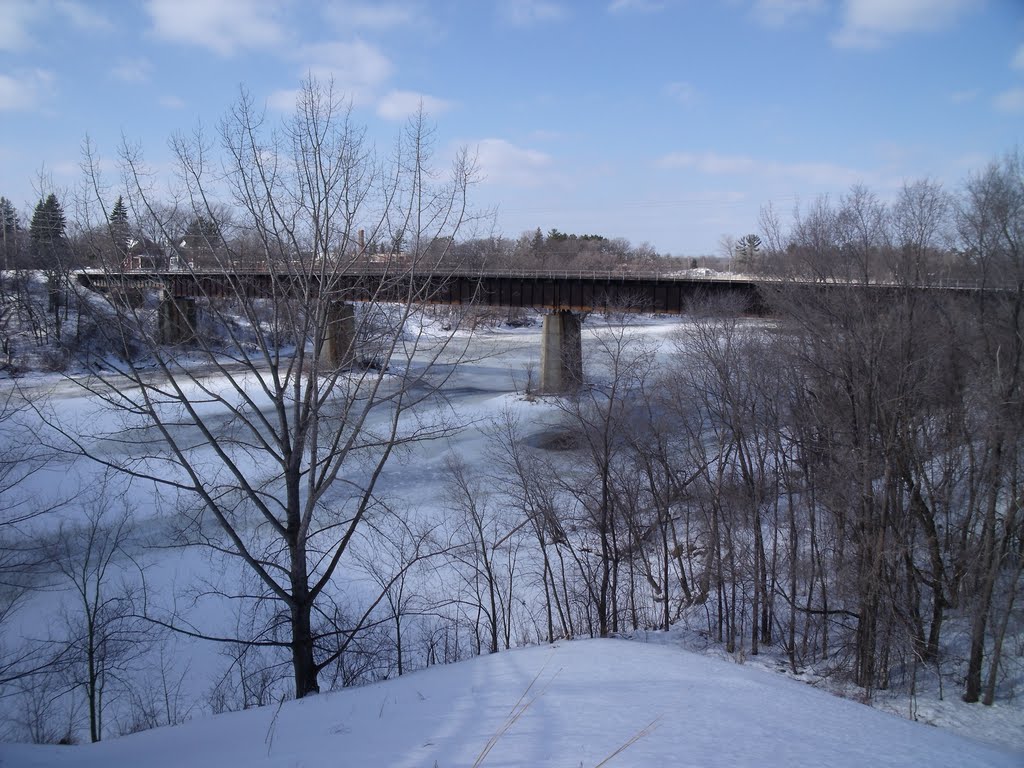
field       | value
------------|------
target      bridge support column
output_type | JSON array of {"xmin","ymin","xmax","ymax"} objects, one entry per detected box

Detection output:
[
  {"xmin": 540, "ymin": 310, "xmax": 582, "ymax": 393},
  {"xmin": 324, "ymin": 301, "xmax": 357, "ymax": 368},
  {"xmin": 158, "ymin": 291, "xmax": 196, "ymax": 345},
  {"xmin": 112, "ymin": 288, "xmax": 146, "ymax": 309}
]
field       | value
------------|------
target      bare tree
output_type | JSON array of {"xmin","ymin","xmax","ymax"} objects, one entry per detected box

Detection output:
[
  {"xmin": 356, "ymin": 507, "xmax": 445, "ymax": 677},
  {"xmin": 552, "ymin": 318, "xmax": 659, "ymax": 637},
  {"xmin": 53, "ymin": 502, "xmax": 149, "ymax": 743},
  {"xmin": 122, "ymin": 644, "xmax": 195, "ymax": 734},
  {"xmin": 757, "ymin": 202, "xmax": 786, "ymax": 267},
  {"xmin": 718, "ymin": 234, "xmax": 738, "ymax": 272},
  {"xmin": 890, "ymin": 179, "xmax": 951, "ymax": 284},
  {"xmin": 835, "ymin": 184, "xmax": 888, "ymax": 284},
  {"xmin": 443, "ymin": 454, "xmax": 532, "ymax": 654},
  {"xmin": 444, "ymin": 455, "xmax": 504, "ymax": 654},
  {"xmin": 956, "ymin": 150, "xmax": 1024, "ymax": 704},
  {"xmin": 0, "ymin": 383, "xmax": 65, "ymax": 688},
  {"xmin": 786, "ymin": 195, "xmax": 840, "ymax": 281},
  {"xmin": 486, "ymin": 406, "xmax": 576, "ymax": 643},
  {"xmin": 49, "ymin": 79, "xmax": 479, "ymax": 699}
]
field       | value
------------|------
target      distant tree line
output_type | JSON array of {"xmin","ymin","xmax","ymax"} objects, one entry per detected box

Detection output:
[{"xmin": 0, "ymin": 185, "xmax": 679, "ymax": 372}]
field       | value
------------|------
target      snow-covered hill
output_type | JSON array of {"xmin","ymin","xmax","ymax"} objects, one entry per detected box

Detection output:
[{"xmin": 1, "ymin": 638, "xmax": 1018, "ymax": 768}]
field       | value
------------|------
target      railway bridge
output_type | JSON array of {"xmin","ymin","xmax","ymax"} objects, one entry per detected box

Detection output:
[{"xmin": 76, "ymin": 268, "xmax": 966, "ymax": 392}]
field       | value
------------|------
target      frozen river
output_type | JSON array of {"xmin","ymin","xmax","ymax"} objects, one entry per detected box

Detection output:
[{"xmin": 0, "ymin": 313, "xmax": 688, "ymax": 740}]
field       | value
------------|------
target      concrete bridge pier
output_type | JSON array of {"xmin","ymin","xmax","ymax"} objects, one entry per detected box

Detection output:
[
  {"xmin": 158, "ymin": 291, "xmax": 197, "ymax": 345},
  {"xmin": 324, "ymin": 301, "xmax": 357, "ymax": 368},
  {"xmin": 539, "ymin": 310, "xmax": 583, "ymax": 393},
  {"xmin": 112, "ymin": 288, "xmax": 146, "ymax": 309}
]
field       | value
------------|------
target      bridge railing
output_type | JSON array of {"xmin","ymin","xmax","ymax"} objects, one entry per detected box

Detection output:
[
  {"xmin": 105, "ymin": 264, "xmax": 749, "ymax": 281},
  {"xmin": 84, "ymin": 264, "xmax": 1007, "ymax": 292}
]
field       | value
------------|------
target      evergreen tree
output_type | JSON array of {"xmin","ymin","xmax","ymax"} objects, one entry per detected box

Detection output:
[
  {"xmin": 109, "ymin": 195, "xmax": 131, "ymax": 260},
  {"xmin": 182, "ymin": 215, "xmax": 220, "ymax": 250},
  {"xmin": 29, "ymin": 193, "xmax": 69, "ymax": 338},
  {"xmin": 29, "ymin": 193, "xmax": 68, "ymax": 269},
  {"xmin": 734, "ymin": 233, "xmax": 762, "ymax": 271},
  {"xmin": 0, "ymin": 197, "xmax": 18, "ymax": 269}
]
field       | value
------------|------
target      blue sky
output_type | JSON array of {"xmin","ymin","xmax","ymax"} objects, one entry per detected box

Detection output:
[{"xmin": 1, "ymin": 0, "xmax": 1022, "ymax": 256}]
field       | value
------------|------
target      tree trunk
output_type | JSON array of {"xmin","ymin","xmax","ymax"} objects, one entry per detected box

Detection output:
[
  {"xmin": 983, "ymin": 534, "xmax": 1023, "ymax": 705},
  {"xmin": 291, "ymin": 596, "xmax": 319, "ymax": 698},
  {"xmin": 964, "ymin": 473, "xmax": 1001, "ymax": 703}
]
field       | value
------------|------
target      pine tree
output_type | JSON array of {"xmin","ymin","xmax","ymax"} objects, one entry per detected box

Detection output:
[
  {"xmin": 109, "ymin": 195, "xmax": 131, "ymax": 259},
  {"xmin": 182, "ymin": 215, "xmax": 219, "ymax": 250},
  {"xmin": 29, "ymin": 193, "xmax": 68, "ymax": 269},
  {"xmin": 530, "ymin": 227, "xmax": 544, "ymax": 251},
  {"xmin": 734, "ymin": 233, "xmax": 762, "ymax": 272},
  {"xmin": 29, "ymin": 193, "xmax": 69, "ymax": 338},
  {"xmin": 0, "ymin": 197, "xmax": 18, "ymax": 270}
]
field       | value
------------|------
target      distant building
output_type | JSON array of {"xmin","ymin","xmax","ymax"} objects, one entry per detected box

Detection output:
[{"xmin": 123, "ymin": 237, "xmax": 167, "ymax": 271}]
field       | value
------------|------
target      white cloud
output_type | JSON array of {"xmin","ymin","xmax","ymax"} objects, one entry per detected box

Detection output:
[
  {"xmin": 994, "ymin": 88, "xmax": 1024, "ymax": 114},
  {"xmin": 953, "ymin": 151, "xmax": 991, "ymax": 172},
  {"xmin": 51, "ymin": 161, "xmax": 80, "ymax": 181},
  {"xmin": 1012, "ymin": 44, "xmax": 1024, "ymax": 71},
  {"xmin": 750, "ymin": 0, "xmax": 824, "ymax": 28},
  {"xmin": 324, "ymin": 1, "xmax": 417, "ymax": 28},
  {"xmin": 0, "ymin": 69, "xmax": 55, "ymax": 111},
  {"xmin": 55, "ymin": 1, "xmax": 113, "ymax": 32},
  {"xmin": 949, "ymin": 89, "xmax": 977, "ymax": 104},
  {"xmin": 499, "ymin": 1, "xmax": 566, "ymax": 26},
  {"xmin": 159, "ymin": 94, "xmax": 186, "ymax": 109},
  {"xmin": 146, "ymin": 0, "xmax": 288, "ymax": 56},
  {"xmin": 659, "ymin": 152, "xmax": 757, "ymax": 175},
  {"xmin": 111, "ymin": 58, "xmax": 152, "ymax": 83},
  {"xmin": 268, "ymin": 40, "xmax": 393, "ymax": 111},
  {"xmin": 832, "ymin": 0, "xmax": 979, "ymax": 49},
  {"xmin": 474, "ymin": 139, "xmax": 553, "ymax": 187},
  {"xmin": 267, "ymin": 89, "xmax": 301, "ymax": 112},
  {"xmin": 0, "ymin": 1, "xmax": 42, "ymax": 51},
  {"xmin": 287, "ymin": 40, "xmax": 393, "ymax": 105},
  {"xmin": 0, "ymin": 0, "xmax": 111, "ymax": 51},
  {"xmin": 658, "ymin": 150, "xmax": 866, "ymax": 186},
  {"xmin": 376, "ymin": 90, "xmax": 452, "ymax": 121},
  {"xmin": 608, "ymin": 0, "xmax": 666, "ymax": 13},
  {"xmin": 665, "ymin": 81, "xmax": 698, "ymax": 105}
]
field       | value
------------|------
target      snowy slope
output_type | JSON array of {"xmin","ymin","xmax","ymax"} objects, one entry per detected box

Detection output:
[{"xmin": 1, "ymin": 638, "xmax": 1018, "ymax": 768}]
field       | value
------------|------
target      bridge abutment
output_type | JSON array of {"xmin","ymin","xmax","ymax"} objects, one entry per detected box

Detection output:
[
  {"xmin": 539, "ymin": 310, "xmax": 582, "ymax": 393},
  {"xmin": 323, "ymin": 301, "xmax": 357, "ymax": 368},
  {"xmin": 158, "ymin": 291, "xmax": 197, "ymax": 345}
]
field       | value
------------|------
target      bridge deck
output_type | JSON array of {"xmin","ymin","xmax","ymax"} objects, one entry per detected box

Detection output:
[
  {"xmin": 77, "ymin": 269, "xmax": 765, "ymax": 314},
  {"xmin": 76, "ymin": 268, "xmax": 993, "ymax": 316}
]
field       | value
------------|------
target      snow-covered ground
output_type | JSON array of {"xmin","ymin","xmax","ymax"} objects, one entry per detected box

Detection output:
[
  {"xmin": 1, "ymin": 638, "xmax": 1019, "ymax": 768},
  {"xmin": 1, "ymin": 312, "xmax": 1021, "ymax": 763}
]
